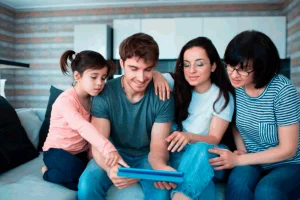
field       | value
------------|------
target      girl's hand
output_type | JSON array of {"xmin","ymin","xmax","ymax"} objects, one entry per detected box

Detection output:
[
  {"xmin": 166, "ymin": 131, "xmax": 191, "ymax": 152},
  {"xmin": 208, "ymin": 148, "xmax": 239, "ymax": 170},
  {"xmin": 105, "ymin": 151, "xmax": 129, "ymax": 167},
  {"xmin": 153, "ymin": 71, "xmax": 171, "ymax": 101}
]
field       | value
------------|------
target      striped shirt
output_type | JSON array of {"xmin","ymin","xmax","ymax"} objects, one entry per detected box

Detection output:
[{"xmin": 235, "ymin": 74, "xmax": 300, "ymax": 169}]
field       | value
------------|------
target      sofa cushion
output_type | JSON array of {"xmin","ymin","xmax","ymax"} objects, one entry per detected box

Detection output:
[
  {"xmin": 38, "ymin": 86, "xmax": 63, "ymax": 151},
  {"xmin": 0, "ymin": 153, "xmax": 76, "ymax": 200},
  {"xmin": 0, "ymin": 152, "xmax": 226, "ymax": 200},
  {"xmin": 0, "ymin": 96, "xmax": 39, "ymax": 173},
  {"xmin": 17, "ymin": 109, "xmax": 43, "ymax": 149}
]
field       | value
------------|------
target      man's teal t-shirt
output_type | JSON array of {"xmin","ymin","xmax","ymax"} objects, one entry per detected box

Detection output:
[{"xmin": 91, "ymin": 77, "xmax": 175, "ymax": 157}]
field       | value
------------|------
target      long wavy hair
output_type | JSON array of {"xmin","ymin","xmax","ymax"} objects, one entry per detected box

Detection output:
[{"xmin": 173, "ymin": 37, "xmax": 234, "ymax": 131}]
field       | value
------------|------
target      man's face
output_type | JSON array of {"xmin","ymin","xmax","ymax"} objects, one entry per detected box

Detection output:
[{"xmin": 120, "ymin": 56, "xmax": 155, "ymax": 93}]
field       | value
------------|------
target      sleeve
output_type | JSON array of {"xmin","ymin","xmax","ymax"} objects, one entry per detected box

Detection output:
[
  {"xmin": 55, "ymin": 96, "xmax": 116, "ymax": 156},
  {"xmin": 162, "ymin": 73, "xmax": 175, "ymax": 91},
  {"xmin": 275, "ymin": 83, "xmax": 300, "ymax": 126},
  {"xmin": 155, "ymin": 95, "xmax": 175, "ymax": 123},
  {"xmin": 213, "ymin": 92, "xmax": 235, "ymax": 122},
  {"xmin": 90, "ymin": 91, "xmax": 110, "ymax": 119}
]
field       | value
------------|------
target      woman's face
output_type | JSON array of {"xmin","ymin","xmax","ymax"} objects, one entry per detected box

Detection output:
[
  {"xmin": 227, "ymin": 63, "xmax": 254, "ymax": 88},
  {"xmin": 183, "ymin": 47, "xmax": 216, "ymax": 90}
]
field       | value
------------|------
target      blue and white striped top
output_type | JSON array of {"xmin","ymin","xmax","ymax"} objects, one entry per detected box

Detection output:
[{"xmin": 235, "ymin": 74, "xmax": 300, "ymax": 169}]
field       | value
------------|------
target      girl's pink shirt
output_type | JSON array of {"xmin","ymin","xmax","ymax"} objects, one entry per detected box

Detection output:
[{"xmin": 42, "ymin": 87, "xmax": 116, "ymax": 156}]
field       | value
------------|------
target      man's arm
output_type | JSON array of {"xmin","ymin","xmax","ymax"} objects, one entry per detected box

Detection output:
[
  {"xmin": 91, "ymin": 117, "xmax": 139, "ymax": 189},
  {"xmin": 148, "ymin": 121, "xmax": 177, "ymax": 190},
  {"xmin": 148, "ymin": 121, "xmax": 172, "ymax": 169},
  {"xmin": 91, "ymin": 117, "xmax": 111, "ymax": 172}
]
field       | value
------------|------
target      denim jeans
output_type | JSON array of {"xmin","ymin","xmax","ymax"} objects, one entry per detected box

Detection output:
[
  {"xmin": 226, "ymin": 164, "xmax": 300, "ymax": 200},
  {"xmin": 171, "ymin": 142, "xmax": 228, "ymax": 200},
  {"xmin": 77, "ymin": 151, "xmax": 174, "ymax": 200},
  {"xmin": 43, "ymin": 148, "xmax": 88, "ymax": 190}
]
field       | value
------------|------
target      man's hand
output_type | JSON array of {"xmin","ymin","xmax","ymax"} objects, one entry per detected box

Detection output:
[
  {"xmin": 105, "ymin": 151, "xmax": 129, "ymax": 167},
  {"xmin": 153, "ymin": 166, "xmax": 177, "ymax": 190},
  {"xmin": 107, "ymin": 165, "xmax": 140, "ymax": 189}
]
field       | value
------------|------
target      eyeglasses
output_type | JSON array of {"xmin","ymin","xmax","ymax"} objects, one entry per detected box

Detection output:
[
  {"xmin": 225, "ymin": 64, "xmax": 254, "ymax": 77},
  {"xmin": 181, "ymin": 60, "xmax": 211, "ymax": 71}
]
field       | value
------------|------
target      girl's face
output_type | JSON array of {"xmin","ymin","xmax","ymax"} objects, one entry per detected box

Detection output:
[
  {"xmin": 183, "ymin": 47, "xmax": 216, "ymax": 92},
  {"xmin": 76, "ymin": 67, "xmax": 108, "ymax": 96},
  {"xmin": 227, "ymin": 63, "xmax": 254, "ymax": 88}
]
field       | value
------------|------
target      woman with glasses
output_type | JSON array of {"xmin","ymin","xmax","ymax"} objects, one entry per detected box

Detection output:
[
  {"xmin": 209, "ymin": 30, "xmax": 300, "ymax": 200},
  {"xmin": 153, "ymin": 37, "xmax": 235, "ymax": 200}
]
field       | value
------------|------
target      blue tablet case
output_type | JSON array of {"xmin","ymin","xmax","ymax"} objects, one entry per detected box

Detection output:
[{"xmin": 117, "ymin": 167, "xmax": 184, "ymax": 183}]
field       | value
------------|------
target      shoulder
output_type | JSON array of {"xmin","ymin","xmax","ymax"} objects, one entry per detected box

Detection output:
[
  {"xmin": 103, "ymin": 77, "xmax": 121, "ymax": 94},
  {"xmin": 209, "ymin": 84, "xmax": 227, "ymax": 100},
  {"xmin": 271, "ymin": 74, "xmax": 293, "ymax": 89},
  {"xmin": 147, "ymin": 81, "xmax": 174, "ymax": 105},
  {"xmin": 55, "ymin": 88, "xmax": 77, "ymax": 104},
  {"xmin": 269, "ymin": 75, "xmax": 298, "ymax": 97},
  {"xmin": 52, "ymin": 88, "xmax": 79, "ymax": 109},
  {"xmin": 212, "ymin": 84, "xmax": 235, "ymax": 110},
  {"xmin": 93, "ymin": 77, "xmax": 121, "ymax": 101}
]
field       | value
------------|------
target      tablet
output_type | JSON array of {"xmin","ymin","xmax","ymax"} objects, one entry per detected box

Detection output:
[{"xmin": 117, "ymin": 167, "xmax": 184, "ymax": 183}]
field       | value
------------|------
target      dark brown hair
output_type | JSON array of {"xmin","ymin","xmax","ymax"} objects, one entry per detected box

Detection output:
[
  {"xmin": 60, "ymin": 50, "xmax": 116, "ymax": 77},
  {"xmin": 173, "ymin": 37, "xmax": 234, "ymax": 131},
  {"xmin": 119, "ymin": 33, "xmax": 159, "ymax": 65}
]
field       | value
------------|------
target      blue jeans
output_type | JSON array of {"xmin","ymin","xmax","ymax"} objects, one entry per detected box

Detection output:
[
  {"xmin": 78, "ymin": 151, "xmax": 173, "ymax": 200},
  {"xmin": 226, "ymin": 164, "xmax": 300, "ymax": 200},
  {"xmin": 171, "ymin": 142, "xmax": 228, "ymax": 200}
]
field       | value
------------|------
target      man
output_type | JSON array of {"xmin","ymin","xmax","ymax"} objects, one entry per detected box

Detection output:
[{"xmin": 78, "ymin": 33, "xmax": 176, "ymax": 200}]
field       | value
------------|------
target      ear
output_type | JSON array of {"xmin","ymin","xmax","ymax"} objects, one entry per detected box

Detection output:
[
  {"xmin": 73, "ymin": 71, "xmax": 81, "ymax": 82},
  {"xmin": 211, "ymin": 62, "xmax": 217, "ymax": 72},
  {"xmin": 119, "ymin": 60, "xmax": 124, "ymax": 70}
]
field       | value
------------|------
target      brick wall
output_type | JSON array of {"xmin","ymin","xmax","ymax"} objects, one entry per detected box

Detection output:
[
  {"xmin": 284, "ymin": 0, "xmax": 300, "ymax": 93},
  {"xmin": 0, "ymin": 5, "xmax": 15, "ymax": 60},
  {"xmin": 0, "ymin": 2, "xmax": 296, "ymax": 108}
]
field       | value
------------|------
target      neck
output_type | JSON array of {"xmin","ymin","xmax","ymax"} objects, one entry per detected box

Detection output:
[
  {"xmin": 193, "ymin": 80, "xmax": 212, "ymax": 94},
  {"xmin": 74, "ymin": 84, "xmax": 90, "ymax": 100},
  {"xmin": 121, "ymin": 76, "xmax": 146, "ymax": 102},
  {"xmin": 244, "ymin": 83, "xmax": 265, "ymax": 97}
]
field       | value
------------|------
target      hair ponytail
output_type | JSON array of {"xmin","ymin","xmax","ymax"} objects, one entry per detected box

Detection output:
[
  {"xmin": 60, "ymin": 50, "xmax": 76, "ymax": 75},
  {"xmin": 59, "ymin": 50, "xmax": 115, "ymax": 80}
]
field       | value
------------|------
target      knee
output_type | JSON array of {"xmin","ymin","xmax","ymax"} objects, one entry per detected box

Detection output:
[
  {"xmin": 77, "ymin": 160, "xmax": 99, "ymax": 199},
  {"xmin": 77, "ymin": 172, "xmax": 92, "ymax": 199},
  {"xmin": 255, "ymin": 183, "xmax": 283, "ymax": 200},
  {"xmin": 227, "ymin": 171, "xmax": 249, "ymax": 191},
  {"xmin": 70, "ymin": 163, "xmax": 85, "ymax": 180},
  {"xmin": 146, "ymin": 189, "xmax": 169, "ymax": 200},
  {"xmin": 188, "ymin": 142, "xmax": 210, "ymax": 157}
]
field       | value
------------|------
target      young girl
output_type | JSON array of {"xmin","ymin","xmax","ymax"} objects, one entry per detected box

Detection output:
[
  {"xmin": 154, "ymin": 37, "xmax": 235, "ymax": 200},
  {"xmin": 42, "ymin": 50, "xmax": 128, "ymax": 190},
  {"xmin": 209, "ymin": 30, "xmax": 300, "ymax": 199}
]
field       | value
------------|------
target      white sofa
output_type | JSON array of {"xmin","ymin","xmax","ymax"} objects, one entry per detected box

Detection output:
[{"xmin": 0, "ymin": 108, "xmax": 226, "ymax": 200}]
